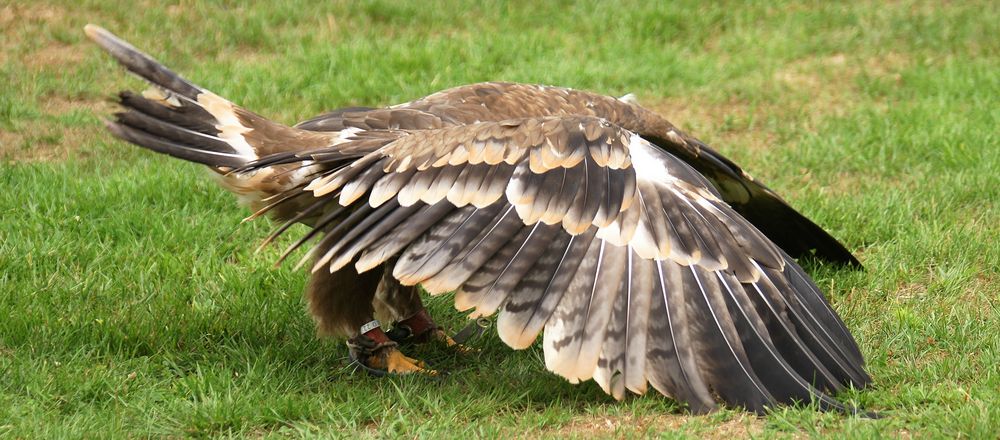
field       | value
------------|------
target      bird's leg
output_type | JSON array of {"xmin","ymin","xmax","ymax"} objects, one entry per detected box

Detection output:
[
  {"xmin": 390, "ymin": 309, "xmax": 464, "ymax": 348},
  {"xmin": 346, "ymin": 320, "xmax": 435, "ymax": 375},
  {"xmin": 305, "ymin": 262, "xmax": 434, "ymax": 375},
  {"xmin": 373, "ymin": 261, "xmax": 473, "ymax": 351}
]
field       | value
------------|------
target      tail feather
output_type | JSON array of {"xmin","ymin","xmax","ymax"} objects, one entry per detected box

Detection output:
[
  {"xmin": 86, "ymin": 23, "xmax": 367, "ymax": 219},
  {"xmin": 104, "ymin": 117, "xmax": 248, "ymax": 168},
  {"xmin": 118, "ymin": 90, "xmax": 218, "ymax": 136},
  {"xmin": 85, "ymin": 24, "xmax": 338, "ymax": 171},
  {"xmin": 114, "ymin": 105, "xmax": 235, "ymax": 156},
  {"xmin": 86, "ymin": 24, "xmax": 258, "ymax": 168},
  {"xmin": 85, "ymin": 24, "xmax": 202, "ymax": 101}
]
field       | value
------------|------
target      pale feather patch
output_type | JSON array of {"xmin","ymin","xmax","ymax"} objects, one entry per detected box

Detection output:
[
  {"xmin": 209, "ymin": 168, "xmax": 273, "ymax": 209},
  {"xmin": 618, "ymin": 93, "xmax": 639, "ymax": 105},
  {"xmin": 141, "ymin": 87, "xmax": 181, "ymax": 107},
  {"xmin": 196, "ymin": 92, "xmax": 257, "ymax": 159},
  {"xmin": 591, "ymin": 135, "xmax": 729, "ymax": 266},
  {"xmin": 369, "ymin": 171, "xmax": 412, "ymax": 207},
  {"xmin": 287, "ymin": 161, "xmax": 320, "ymax": 183},
  {"xmin": 665, "ymin": 129, "xmax": 686, "ymax": 146},
  {"xmin": 628, "ymin": 134, "xmax": 678, "ymax": 184},
  {"xmin": 332, "ymin": 127, "xmax": 363, "ymax": 145}
]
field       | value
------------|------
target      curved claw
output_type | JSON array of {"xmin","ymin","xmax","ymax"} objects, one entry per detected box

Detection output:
[
  {"xmin": 349, "ymin": 342, "xmax": 438, "ymax": 376},
  {"xmin": 387, "ymin": 325, "xmax": 480, "ymax": 354},
  {"xmin": 430, "ymin": 328, "xmax": 479, "ymax": 354},
  {"xmin": 384, "ymin": 349, "xmax": 437, "ymax": 375}
]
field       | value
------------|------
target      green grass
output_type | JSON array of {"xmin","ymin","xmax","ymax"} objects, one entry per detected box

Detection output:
[{"xmin": 2, "ymin": 0, "xmax": 998, "ymax": 437}]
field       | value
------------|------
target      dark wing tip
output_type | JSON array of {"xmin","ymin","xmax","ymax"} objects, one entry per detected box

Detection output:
[{"xmin": 736, "ymin": 186, "xmax": 864, "ymax": 269}]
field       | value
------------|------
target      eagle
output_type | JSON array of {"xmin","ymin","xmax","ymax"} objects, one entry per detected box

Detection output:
[{"xmin": 85, "ymin": 25, "xmax": 870, "ymax": 414}]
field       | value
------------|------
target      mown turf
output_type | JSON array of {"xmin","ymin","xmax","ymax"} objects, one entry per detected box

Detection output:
[{"xmin": 1, "ymin": 1, "xmax": 998, "ymax": 438}]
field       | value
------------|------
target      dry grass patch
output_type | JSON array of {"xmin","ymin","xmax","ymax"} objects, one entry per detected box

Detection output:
[
  {"xmin": 26, "ymin": 42, "xmax": 85, "ymax": 71},
  {"xmin": 0, "ymin": 3, "xmax": 72, "ymax": 53},
  {"xmin": 40, "ymin": 94, "xmax": 112, "ymax": 116},
  {"xmin": 0, "ymin": 3, "xmax": 68, "ymax": 34},
  {"xmin": 543, "ymin": 412, "xmax": 764, "ymax": 439},
  {"xmin": 0, "ymin": 3, "xmax": 106, "ymax": 162},
  {"xmin": 961, "ymin": 274, "xmax": 1000, "ymax": 321},
  {"xmin": 647, "ymin": 51, "xmax": 911, "ymax": 160},
  {"xmin": 2, "ymin": 3, "xmax": 86, "ymax": 73},
  {"xmin": 647, "ymin": 96, "xmax": 781, "ymax": 157},
  {"xmin": 1, "ymin": 123, "xmax": 102, "ymax": 162},
  {"xmin": 894, "ymin": 281, "xmax": 929, "ymax": 302},
  {"xmin": 773, "ymin": 52, "xmax": 908, "ymax": 121},
  {"xmin": 1, "ymin": 94, "xmax": 110, "ymax": 163}
]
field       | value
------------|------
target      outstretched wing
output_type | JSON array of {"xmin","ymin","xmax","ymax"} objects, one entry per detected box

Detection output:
[{"xmin": 249, "ymin": 116, "xmax": 869, "ymax": 413}]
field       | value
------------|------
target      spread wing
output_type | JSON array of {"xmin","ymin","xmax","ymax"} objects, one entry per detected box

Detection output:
[
  {"xmin": 248, "ymin": 116, "xmax": 869, "ymax": 413},
  {"xmin": 295, "ymin": 81, "xmax": 863, "ymax": 267}
]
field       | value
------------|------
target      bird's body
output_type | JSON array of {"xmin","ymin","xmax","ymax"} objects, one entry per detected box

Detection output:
[{"xmin": 86, "ymin": 25, "xmax": 869, "ymax": 414}]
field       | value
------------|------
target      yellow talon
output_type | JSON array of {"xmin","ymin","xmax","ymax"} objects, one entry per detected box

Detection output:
[
  {"xmin": 401, "ymin": 353, "xmax": 428, "ymax": 369},
  {"xmin": 368, "ymin": 346, "xmax": 437, "ymax": 376},
  {"xmin": 431, "ymin": 329, "xmax": 479, "ymax": 354}
]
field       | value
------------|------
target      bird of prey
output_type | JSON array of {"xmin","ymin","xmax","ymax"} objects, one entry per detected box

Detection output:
[{"xmin": 85, "ymin": 24, "xmax": 870, "ymax": 414}]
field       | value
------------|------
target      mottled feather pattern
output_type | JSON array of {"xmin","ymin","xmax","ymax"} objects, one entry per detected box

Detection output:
[
  {"xmin": 456, "ymin": 223, "xmax": 561, "ymax": 317},
  {"xmin": 417, "ymin": 205, "xmax": 523, "ymax": 293},
  {"xmin": 311, "ymin": 199, "xmax": 400, "ymax": 272},
  {"xmin": 497, "ymin": 229, "xmax": 596, "ymax": 349},
  {"xmin": 347, "ymin": 201, "xmax": 455, "ymax": 273},
  {"xmin": 392, "ymin": 204, "xmax": 500, "ymax": 284},
  {"xmin": 645, "ymin": 259, "xmax": 717, "ymax": 412},
  {"xmin": 492, "ymin": 229, "xmax": 576, "ymax": 331}
]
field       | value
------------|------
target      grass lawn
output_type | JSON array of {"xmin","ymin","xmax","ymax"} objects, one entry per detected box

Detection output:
[{"xmin": 2, "ymin": 1, "xmax": 998, "ymax": 438}]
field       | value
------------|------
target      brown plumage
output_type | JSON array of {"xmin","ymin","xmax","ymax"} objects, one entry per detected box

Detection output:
[{"xmin": 86, "ymin": 25, "xmax": 870, "ymax": 414}]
